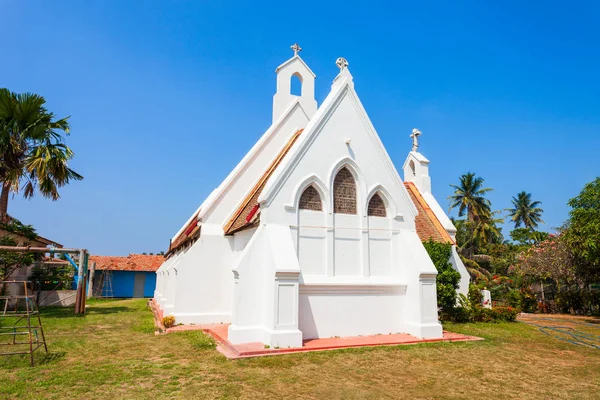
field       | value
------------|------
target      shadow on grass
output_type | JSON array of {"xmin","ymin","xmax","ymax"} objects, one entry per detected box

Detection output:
[
  {"xmin": 37, "ymin": 351, "xmax": 66, "ymax": 365},
  {"xmin": 40, "ymin": 306, "xmax": 131, "ymax": 318}
]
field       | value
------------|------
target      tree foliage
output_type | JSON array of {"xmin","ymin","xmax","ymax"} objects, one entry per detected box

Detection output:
[
  {"xmin": 564, "ymin": 177, "xmax": 600, "ymax": 283},
  {"xmin": 422, "ymin": 239, "xmax": 460, "ymax": 312},
  {"xmin": 0, "ymin": 89, "xmax": 83, "ymax": 219},
  {"xmin": 448, "ymin": 172, "xmax": 492, "ymax": 223},
  {"xmin": 507, "ymin": 191, "xmax": 544, "ymax": 230}
]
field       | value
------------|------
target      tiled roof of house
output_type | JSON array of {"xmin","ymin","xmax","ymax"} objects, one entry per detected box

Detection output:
[
  {"xmin": 223, "ymin": 128, "xmax": 304, "ymax": 235},
  {"xmin": 90, "ymin": 254, "xmax": 164, "ymax": 272},
  {"xmin": 404, "ymin": 182, "xmax": 454, "ymax": 244}
]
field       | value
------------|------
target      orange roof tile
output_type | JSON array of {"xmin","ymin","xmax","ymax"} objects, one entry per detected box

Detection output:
[
  {"xmin": 90, "ymin": 254, "xmax": 164, "ymax": 272},
  {"xmin": 223, "ymin": 128, "xmax": 304, "ymax": 235},
  {"xmin": 404, "ymin": 182, "xmax": 454, "ymax": 244}
]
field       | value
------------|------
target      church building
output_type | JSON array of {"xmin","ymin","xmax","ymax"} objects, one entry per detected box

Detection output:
[{"xmin": 154, "ymin": 45, "xmax": 469, "ymax": 348}]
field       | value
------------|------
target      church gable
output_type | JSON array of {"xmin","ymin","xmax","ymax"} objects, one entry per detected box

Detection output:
[{"xmin": 260, "ymin": 76, "xmax": 416, "ymax": 223}]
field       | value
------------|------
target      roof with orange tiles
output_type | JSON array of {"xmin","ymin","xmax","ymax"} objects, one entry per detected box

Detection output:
[
  {"xmin": 223, "ymin": 128, "xmax": 304, "ymax": 235},
  {"xmin": 90, "ymin": 254, "xmax": 164, "ymax": 272},
  {"xmin": 404, "ymin": 182, "xmax": 454, "ymax": 244}
]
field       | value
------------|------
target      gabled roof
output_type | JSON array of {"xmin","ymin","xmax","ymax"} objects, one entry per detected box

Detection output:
[
  {"xmin": 90, "ymin": 254, "xmax": 164, "ymax": 272},
  {"xmin": 223, "ymin": 128, "xmax": 304, "ymax": 235},
  {"xmin": 258, "ymin": 75, "xmax": 418, "ymax": 220},
  {"xmin": 275, "ymin": 55, "xmax": 316, "ymax": 78},
  {"xmin": 404, "ymin": 182, "xmax": 454, "ymax": 244}
]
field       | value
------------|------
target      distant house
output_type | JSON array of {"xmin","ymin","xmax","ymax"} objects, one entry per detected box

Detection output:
[
  {"xmin": 90, "ymin": 254, "xmax": 163, "ymax": 298},
  {"xmin": 1, "ymin": 224, "xmax": 64, "ymax": 283}
]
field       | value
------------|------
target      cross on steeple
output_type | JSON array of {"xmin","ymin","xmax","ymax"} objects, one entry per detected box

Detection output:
[
  {"xmin": 291, "ymin": 43, "xmax": 302, "ymax": 56},
  {"xmin": 410, "ymin": 128, "xmax": 422, "ymax": 152}
]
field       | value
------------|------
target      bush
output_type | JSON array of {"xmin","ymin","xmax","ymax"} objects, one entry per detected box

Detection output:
[
  {"xmin": 162, "ymin": 316, "xmax": 176, "ymax": 329},
  {"xmin": 441, "ymin": 285, "xmax": 520, "ymax": 323},
  {"xmin": 423, "ymin": 239, "xmax": 461, "ymax": 313},
  {"xmin": 520, "ymin": 288, "xmax": 538, "ymax": 313},
  {"xmin": 489, "ymin": 306, "xmax": 519, "ymax": 322}
]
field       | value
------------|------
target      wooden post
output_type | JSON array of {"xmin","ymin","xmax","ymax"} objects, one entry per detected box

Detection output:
[
  {"xmin": 75, "ymin": 250, "xmax": 85, "ymax": 314},
  {"xmin": 87, "ymin": 261, "xmax": 96, "ymax": 299}
]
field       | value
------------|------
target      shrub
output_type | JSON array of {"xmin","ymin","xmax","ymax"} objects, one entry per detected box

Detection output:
[
  {"xmin": 442, "ymin": 285, "xmax": 520, "ymax": 323},
  {"xmin": 423, "ymin": 239, "xmax": 460, "ymax": 313},
  {"xmin": 162, "ymin": 316, "xmax": 176, "ymax": 329},
  {"xmin": 489, "ymin": 306, "xmax": 519, "ymax": 322},
  {"xmin": 520, "ymin": 288, "xmax": 538, "ymax": 313}
]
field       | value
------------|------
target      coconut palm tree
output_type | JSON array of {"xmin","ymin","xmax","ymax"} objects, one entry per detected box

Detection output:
[
  {"xmin": 0, "ymin": 89, "xmax": 82, "ymax": 221},
  {"xmin": 448, "ymin": 172, "xmax": 493, "ymax": 223},
  {"xmin": 507, "ymin": 191, "xmax": 544, "ymax": 230}
]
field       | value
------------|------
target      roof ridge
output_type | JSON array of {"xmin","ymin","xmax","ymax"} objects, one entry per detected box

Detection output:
[
  {"xmin": 404, "ymin": 182, "xmax": 454, "ymax": 244},
  {"xmin": 223, "ymin": 128, "xmax": 305, "ymax": 235}
]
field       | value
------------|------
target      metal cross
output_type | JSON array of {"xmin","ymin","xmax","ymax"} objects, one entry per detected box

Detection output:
[
  {"xmin": 410, "ymin": 128, "xmax": 422, "ymax": 152},
  {"xmin": 291, "ymin": 43, "xmax": 302, "ymax": 56}
]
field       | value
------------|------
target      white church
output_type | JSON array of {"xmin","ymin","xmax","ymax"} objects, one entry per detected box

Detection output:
[{"xmin": 154, "ymin": 45, "xmax": 469, "ymax": 348}]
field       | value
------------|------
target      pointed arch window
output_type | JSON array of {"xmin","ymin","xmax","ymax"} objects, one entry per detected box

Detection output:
[
  {"xmin": 299, "ymin": 186, "xmax": 322, "ymax": 211},
  {"xmin": 409, "ymin": 160, "xmax": 416, "ymax": 177},
  {"xmin": 368, "ymin": 193, "xmax": 386, "ymax": 217},
  {"xmin": 333, "ymin": 167, "xmax": 357, "ymax": 214}
]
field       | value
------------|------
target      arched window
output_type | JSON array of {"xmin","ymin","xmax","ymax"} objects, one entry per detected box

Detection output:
[
  {"xmin": 290, "ymin": 73, "xmax": 303, "ymax": 96},
  {"xmin": 368, "ymin": 193, "xmax": 386, "ymax": 217},
  {"xmin": 299, "ymin": 186, "xmax": 322, "ymax": 211},
  {"xmin": 409, "ymin": 160, "xmax": 416, "ymax": 177},
  {"xmin": 333, "ymin": 167, "xmax": 357, "ymax": 214}
]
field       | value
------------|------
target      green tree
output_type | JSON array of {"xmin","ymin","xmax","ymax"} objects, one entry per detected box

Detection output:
[
  {"xmin": 422, "ymin": 239, "xmax": 461, "ymax": 312},
  {"xmin": 448, "ymin": 172, "xmax": 492, "ymax": 223},
  {"xmin": 564, "ymin": 177, "xmax": 600, "ymax": 283},
  {"xmin": 510, "ymin": 228, "xmax": 549, "ymax": 246},
  {"xmin": 507, "ymin": 191, "xmax": 544, "ymax": 230},
  {"xmin": 0, "ymin": 89, "xmax": 83, "ymax": 220}
]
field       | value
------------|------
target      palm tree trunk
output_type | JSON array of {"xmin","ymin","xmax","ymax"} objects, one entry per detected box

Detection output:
[{"xmin": 0, "ymin": 182, "xmax": 10, "ymax": 222}]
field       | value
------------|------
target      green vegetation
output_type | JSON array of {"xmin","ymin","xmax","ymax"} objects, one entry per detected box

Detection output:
[
  {"xmin": 0, "ymin": 89, "xmax": 82, "ymax": 221},
  {"xmin": 447, "ymin": 173, "xmax": 600, "ymax": 315},
  {"xmin": 507, "ymin": 191, "xmax": 544, "ymax": 230},
  {"xmin": 422, "ymin": 239, "xmax": 460, "ymax": 313},
  {"xmin": 564, "ymin": 177, "xmax": 600, "ymax": 283},
  {"xmin": 0, "ymin": 299, "xmax": 598, "ymax": 399}
]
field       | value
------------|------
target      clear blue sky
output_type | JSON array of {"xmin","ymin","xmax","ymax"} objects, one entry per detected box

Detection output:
[{"xmin": 2, "ymin": 1, "xmax": 599, "ymax": 255}]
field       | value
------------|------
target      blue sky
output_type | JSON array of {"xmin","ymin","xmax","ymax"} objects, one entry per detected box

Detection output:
[{"xmin": 2, "ymin": 1, "xmax": 599, "ymax": 255}]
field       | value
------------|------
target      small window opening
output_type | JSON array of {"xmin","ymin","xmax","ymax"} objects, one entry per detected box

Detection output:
[
  {"xmin": 409, "ymin": 160, "xmax": 416, "ymax": 177},
  {"xmin": 290, "ymin": 73, "xmax": 302, "ymax": 96}
]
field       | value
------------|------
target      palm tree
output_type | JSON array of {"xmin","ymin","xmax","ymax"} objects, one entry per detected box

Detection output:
[
  {"xmin": 0, "ymin": 89, "xmax": 82, "ymax": 221},
  {"xmin": 448, "ymin": 172, "xmax": 493, "ymax": 223},
  {"xmin": 507, "ymin": 191, "xmax": 544, "ymax": 230}
]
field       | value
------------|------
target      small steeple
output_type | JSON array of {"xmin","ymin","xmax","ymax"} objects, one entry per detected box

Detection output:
[
  {"xmin": 403, "ymin": 128, "xmax": 431, "ymax": 193},
  {"xmin": 272, "ymin": 44, "xmax": 317, "ymax": 123}
]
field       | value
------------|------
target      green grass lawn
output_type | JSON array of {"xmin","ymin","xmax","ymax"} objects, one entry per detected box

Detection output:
[{"xmin": 0, "ymin": 299, "xmax": 599, "ymax": 399}]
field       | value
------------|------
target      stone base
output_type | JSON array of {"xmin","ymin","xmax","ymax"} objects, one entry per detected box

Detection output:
[{"xmin": 404, "ymin": 321, "xmax": 443, "ymax": 339}]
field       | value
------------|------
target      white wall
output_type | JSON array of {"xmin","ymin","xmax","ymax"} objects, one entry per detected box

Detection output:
[{"xmin": 299, "ymin": 285, "xmax": 406, "ymax": 339}]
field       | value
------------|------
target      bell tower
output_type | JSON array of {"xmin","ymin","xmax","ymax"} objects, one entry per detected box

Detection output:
[
  {"xmin": 403, "ymin": 128, "xmax": 432, "ymax": 194},
  {"xmin": 272, "ymin": 43, "xmax": 317, "ymax": 123}
]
